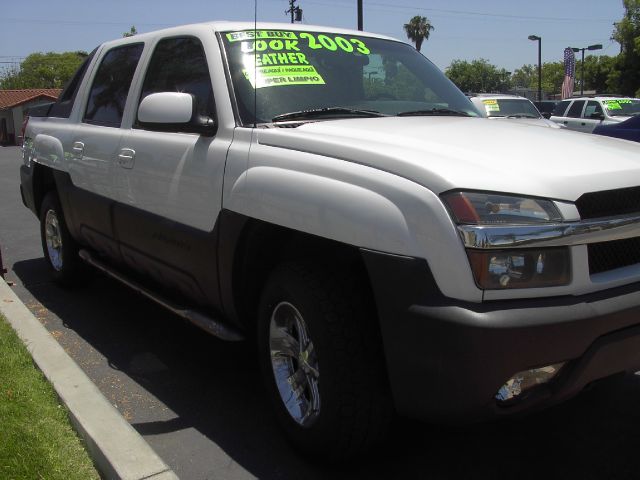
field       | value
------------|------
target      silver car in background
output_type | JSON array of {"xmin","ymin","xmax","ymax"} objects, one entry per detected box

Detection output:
[{"xmin": 469, "ymin": 94, "xmax": 563, "ymax": 128}]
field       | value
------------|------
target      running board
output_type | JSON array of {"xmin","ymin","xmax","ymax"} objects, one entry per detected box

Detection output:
[{"xmin": 78, "ymin": 249, "xmax": 244, "ymax": 342}]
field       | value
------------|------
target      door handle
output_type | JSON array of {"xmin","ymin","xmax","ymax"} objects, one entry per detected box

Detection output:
[
  {"xmin": 72, "ymin": 141, "xmax": 84, "ymax": 159},
  {"xmin": 117, "ymin": 148, "xmax": 135, "ymax": 169}
]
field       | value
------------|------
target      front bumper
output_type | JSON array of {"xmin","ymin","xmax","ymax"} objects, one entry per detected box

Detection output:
[{"xmin": 361, "ymin": 249, "xmax": 640, "ymax": 423}]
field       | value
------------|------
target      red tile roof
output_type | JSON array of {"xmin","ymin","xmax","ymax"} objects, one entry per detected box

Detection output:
[{"xmin": 0, "ymin": 89, "xmax": 62, "ymax": 109}]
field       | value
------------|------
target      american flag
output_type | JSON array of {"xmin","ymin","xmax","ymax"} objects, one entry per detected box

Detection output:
[{"xmin": 561, "ymin": 48, "xmax": 576, "ymax": 100}]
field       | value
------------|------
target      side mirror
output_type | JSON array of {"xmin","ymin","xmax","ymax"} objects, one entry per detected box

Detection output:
[
  {"xmin": 542, "ymin": 112, "xmax": 551, "ymax": 119},
  {"xmin": 590, "ymin": 112, "xmax": 605, "ymax": 121},
  {"xmin": 137, "ymin": 92, "xmax": 217, "ymax": 136}
]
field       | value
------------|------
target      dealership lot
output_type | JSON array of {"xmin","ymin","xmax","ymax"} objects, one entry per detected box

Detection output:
[{"xmin": 2, "ymin": 146, "xmax": 640, "ymax": 479}]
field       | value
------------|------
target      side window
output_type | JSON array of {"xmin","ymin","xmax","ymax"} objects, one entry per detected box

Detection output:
[
  {"xmin": 583, "ymin": 100, "xmax": 603, "ymax": 118},
  {"xmin": 84, "ymin": 43, "xmax": 144, "ymax": 127},
  {"xmin": 552, "ymin": 100, "xmax": 570, "ymax": 116},
  {"xmin": 566, "ymin": 100, "xmax": 585, "ymax": 118},
  {"xmin": 138, "ymin": 37, "xmax": 214, "ymax": 124},
  {"xmin": 49, "ymin": 49, "xmax": 97, "ymax": 118}
]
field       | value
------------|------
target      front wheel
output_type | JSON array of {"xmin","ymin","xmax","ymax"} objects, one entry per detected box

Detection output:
[
  {"xmin": 257, "ymin": 262, "xmax": 392, "ymax": 461},
  {"xmin": 39, "ymin": 192, "xmax": 85, "ymax": 285}
]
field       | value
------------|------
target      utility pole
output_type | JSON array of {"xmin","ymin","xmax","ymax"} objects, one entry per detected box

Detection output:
[
  {"xmin": 357, "ymin": 0, "xmax": 363, "ymax": 31},
  {"xmin": 285, "ymin": 0, "xmax": 303, "ymax": 23}
]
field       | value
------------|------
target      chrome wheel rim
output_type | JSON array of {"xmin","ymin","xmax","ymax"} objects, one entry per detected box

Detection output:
[
  {"xmin": 45, "ymin": 209, "xmax": 64, "ymax": 271},
  {"xmin": 269, "ymin": 301, "xmax": 320, "ymax": 426}
]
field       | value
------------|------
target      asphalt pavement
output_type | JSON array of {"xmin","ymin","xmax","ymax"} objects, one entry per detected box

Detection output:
[{"xmin": 2, "ymin": 145, "xmax": 640, "ymax": 479}]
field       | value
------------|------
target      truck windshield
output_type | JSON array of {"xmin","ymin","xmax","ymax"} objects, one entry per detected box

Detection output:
[
  {"xmin": 602, "ymin": 99, "xmax": 640, "ymax": 117},
  {"xmin": 479, "ymin": 99, "xmax": 541, "ymax": 118},
  {"xmin": 220, "ymin": 29, "xmax": 479, "ymax": 125}
]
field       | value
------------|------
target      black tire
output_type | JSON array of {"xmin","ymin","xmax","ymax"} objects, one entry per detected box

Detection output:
[
  {"xmin": 257, "ymin": 262, "xmax": 393, "ymax": 462},
  {"xmin": 39, "ymin": 191, "xmax": 85, "ymax": 286}
]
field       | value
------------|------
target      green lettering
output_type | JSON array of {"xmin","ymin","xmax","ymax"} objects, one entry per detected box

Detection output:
[
  {"xmin": 285, "ymin": 40, "xmax": 300, "ymax": 51},
  {"xmin": 270, "ymin": 39, "xmax": 284, "ymax": 50},
  {"xmin": 276, "ymin": 53, "xmax": 288, "ymax": 64}
]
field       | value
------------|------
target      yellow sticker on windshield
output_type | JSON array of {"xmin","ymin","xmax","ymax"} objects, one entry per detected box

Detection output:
[
  {"xmin": 227, "ymin": 30, "xmax": 369, "ymax": 89},
  {"xmin": 243, "ymin": 65, "xmax": 325, "ymax": 89},
  {"xmin": 482, "ymin": 99, "xmax": 497, "ymax": 104},
  {"xmin": 226, "ymin": 30, "xmax": 298, "ymax": 42},
  {"xmin": 604, "ymin": 100, "xmax": 622, "ymax": 110},
  {"xmin": 225, "ymin": 30, "xmax": 371, "ymax": 55}
]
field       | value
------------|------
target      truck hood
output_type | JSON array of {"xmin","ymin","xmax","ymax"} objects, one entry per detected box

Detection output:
[{"xmin": 257, "ymin": 116, "xmax": 640, "ymax": 202}]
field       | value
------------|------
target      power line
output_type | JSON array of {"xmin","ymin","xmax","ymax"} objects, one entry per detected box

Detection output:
[
  {"xmin": 0, "ymin": 17, "xmax": 172, "ymax": 27},
  {"xmin": 302, "ymin": 0, "xmax": 617, "ymax": 23}
]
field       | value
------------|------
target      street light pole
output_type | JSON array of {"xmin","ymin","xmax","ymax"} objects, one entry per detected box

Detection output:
[
  {"xmin": 571, "ymin": 44, "xmax": 603, "ymax": 95},
  {"xmin": 528, "ymin": 35, "xmax": 542, "ymax": 101},
  {"xmin": 357, "ymin": 0, "xmax": 363, "ymax": 30}
]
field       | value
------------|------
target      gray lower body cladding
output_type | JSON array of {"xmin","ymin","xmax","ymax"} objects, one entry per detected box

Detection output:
[{"xmin": 361, "ymin": 249, "xmax": 640, "ymax": 422}]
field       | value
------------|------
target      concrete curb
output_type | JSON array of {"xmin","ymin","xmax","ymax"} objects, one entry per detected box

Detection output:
[{"xmin": 0, "ymin": 277, "xmax": 179, "ymax": 480}]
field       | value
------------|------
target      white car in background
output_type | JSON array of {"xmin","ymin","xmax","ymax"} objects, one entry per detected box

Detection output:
[
  {"xmin": 550, "ymin": 96, "xmax": 640, "ymax": 133},
  {"xmin": 469, "ymin": 94, "xmax": 563, "ymax": 128}
]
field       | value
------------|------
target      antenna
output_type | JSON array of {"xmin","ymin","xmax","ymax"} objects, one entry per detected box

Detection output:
[{"xmin": 254, "ymin": 0, "xmax": 257, "ymax": 128}]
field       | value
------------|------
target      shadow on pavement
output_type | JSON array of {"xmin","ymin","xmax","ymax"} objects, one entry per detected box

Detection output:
[{"xmin": 12, "ymin": 258, "xmax": 640, "ymax": 479}]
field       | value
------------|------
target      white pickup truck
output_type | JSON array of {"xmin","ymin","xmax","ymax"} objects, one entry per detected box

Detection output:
[{"xmin": 19, "ymin": 22, "xmax": 640, "ymax": 460}]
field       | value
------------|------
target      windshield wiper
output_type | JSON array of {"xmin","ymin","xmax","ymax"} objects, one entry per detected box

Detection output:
[
  {"xmin": 272, "ymin": 107, "xmax": 386, "ymax": 123},
  {"xmin": 504, "ymin": 114, "xmax": 539, "ymax": 119},
  {"xmin": 396, "ymin": 108, "xmax": 470, "ymax": 117}
]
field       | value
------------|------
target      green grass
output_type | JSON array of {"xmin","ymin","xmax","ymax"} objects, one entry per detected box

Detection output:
[{"xmin": 0, "ymin": 314, "xmax": 99, "ymax": 480}]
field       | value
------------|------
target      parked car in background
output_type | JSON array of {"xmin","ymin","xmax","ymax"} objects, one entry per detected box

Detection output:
[
  {"xmin": 469, "ymin": 94, "xmax": 562, "ymax": 128},
  {"xmin": 593, "ymin": 114, "xmax": 640, "ymax": 143},
  {"xmin": 550, "ymin": 96, "xmax": 640, "ymax": 133},
  {"xmin": 533, "ymin": 100, "xmax": 559, "ymax": 118}
]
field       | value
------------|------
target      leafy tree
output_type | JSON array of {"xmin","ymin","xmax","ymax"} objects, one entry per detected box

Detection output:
[
  {"xmin": 0, "ymin": 51, "xmax": 87, "ymax": 89},
  {"xmin": 511, "ymin": 61, "xmax": 582, "ymax": 96},
  {"xmin": 511, "ymin": 64, "xmax": 536, "ymax": 89},
  {"xmin": 123, "ymin": 26, "xmax": 138, "ymax": 38},
  {"xmin": 445, "ymin": 59, "xmax": 511, "ymax": 93},
  {"xmin": 540, "ymin": 62, "xmax": 564, "ymax": 95},
  {"xmin": 581, "ymin": 55, "xmax": 617, "ymax": 92},
  {"xmin": 610, "ymin": 0, "xmax": 640, "ymax": 95},
  {"xmin": 403, "ymin": 16, "xmax": 434, "ymax": 52}
]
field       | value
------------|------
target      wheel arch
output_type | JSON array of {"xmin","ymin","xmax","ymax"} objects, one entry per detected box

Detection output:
[
  {"xmin": 220, "ymin": 212, "xmax": 378, "ymax": 335},
  {"xmin": 31, "ymin": 163, "xmax": 57, "ymax": 216}
]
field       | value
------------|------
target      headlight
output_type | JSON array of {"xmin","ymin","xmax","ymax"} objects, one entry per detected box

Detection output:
[
  {"xmin": 442, "ymin": 191, "xmax": 562, "ymax": 225},
  {"xmin": 443, "ymin": 191, "xmax": 570, "ymax": 289}
]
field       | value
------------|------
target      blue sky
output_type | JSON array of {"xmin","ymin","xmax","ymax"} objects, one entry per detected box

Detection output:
[{"xmin": 0, "ymin": 0, "xmax": 624, "ymax": 73}]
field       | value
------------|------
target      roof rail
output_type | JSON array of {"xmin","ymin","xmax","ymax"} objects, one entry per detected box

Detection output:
[{"xmin": 570, "ymin": 93, "xmax": 628, "ymax": 99}]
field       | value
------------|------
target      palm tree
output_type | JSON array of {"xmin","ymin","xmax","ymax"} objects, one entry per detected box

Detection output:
[{"xmin": 403, "ymin": 16, "xmax": 434, "ymax": 52}]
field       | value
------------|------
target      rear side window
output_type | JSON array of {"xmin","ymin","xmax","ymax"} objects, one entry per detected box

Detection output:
[
  {"xmin": 84, "ymin": 43, "xmax": 144, "ymax": 127},
  {"xmin": 552, "ymin": 100, "xmax": 570, "ymax": 116},
  {"xmin": 49, "ymin": 49, "xmax": 97, "ymax": 118},
  {"xmin": 566, "ymin": 100, "xmax": 585, "ymax": 118},
  {"xmin": 137, "ymin": 36, "xmax": 214, "ymax": 124}
]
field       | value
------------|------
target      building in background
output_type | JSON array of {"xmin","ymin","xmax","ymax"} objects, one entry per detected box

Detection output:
[{"xmin": 0, "ymin": 89, "xmax": 61, "ymax": 145}]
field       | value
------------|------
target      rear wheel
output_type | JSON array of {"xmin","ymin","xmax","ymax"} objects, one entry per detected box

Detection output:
[
  {"xmin": 257, "ymin": 262, "xmax": 392, "ymax": 461},
  {"xmin": 39, "ymin": 192, "xmax": 85, "ymax": 285}
]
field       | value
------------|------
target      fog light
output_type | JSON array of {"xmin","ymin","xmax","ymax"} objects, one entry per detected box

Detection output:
[
  {"xmin": 496, "ymin": 363, "xmax": 565, "ymax": 403},
  {"xmin": 467, "ymin": 248, "xmax": 570, "ymax": 289}
]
